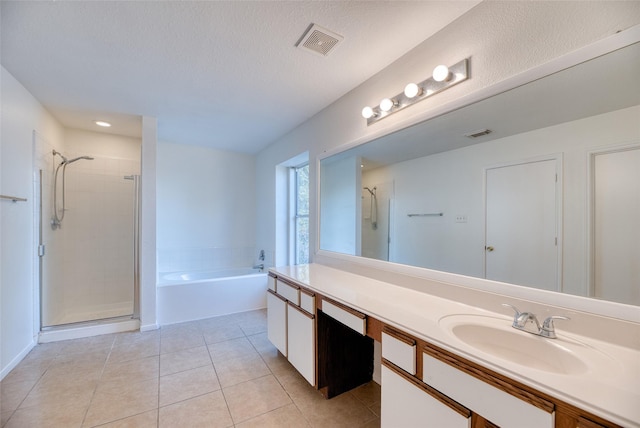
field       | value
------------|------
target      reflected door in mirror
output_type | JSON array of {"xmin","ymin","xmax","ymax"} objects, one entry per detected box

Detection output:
[
  {"xmin": 485, "ymin": 159, "xmax": 559, "ymax": 291},
  {"xmin": 594, "ymin": 146, "xmax": 640, "ymax": 305}
]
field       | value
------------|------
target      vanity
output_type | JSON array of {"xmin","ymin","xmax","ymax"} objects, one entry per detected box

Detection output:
[{"xmin": 267, "ymin": 264, "xmax": 639, "ymax": 428}]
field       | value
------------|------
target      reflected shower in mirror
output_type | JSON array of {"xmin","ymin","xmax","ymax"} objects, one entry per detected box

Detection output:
[{"xmin": 319, "ymin": 42, "xmax": 640, "ymax": 306}]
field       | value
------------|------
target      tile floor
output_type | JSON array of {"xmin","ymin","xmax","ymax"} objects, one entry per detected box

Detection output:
[{"xmin": 0, "ymin": 309, "xmax": 381, "ymax": 427}]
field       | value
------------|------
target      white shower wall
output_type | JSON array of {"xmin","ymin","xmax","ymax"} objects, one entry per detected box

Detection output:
[{"xmin": 39, "ymin": 128, "xmax": 141, "ymax": 326}]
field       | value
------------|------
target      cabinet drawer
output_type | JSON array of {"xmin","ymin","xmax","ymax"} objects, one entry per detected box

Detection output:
[
  {"xmin": 277, "ymin": 281, "xmax": 300, "ymax": 305},
  {"xmin": 422, "ymin": 352, "xmax": 554, "ymax": 428},
  {"xmin": 382, "ymin": 327, "xmax": 416, "ymax": 375},
  {"xmin": 322, "ymin": 299, "xmax": 366, "ymax": 335},
  {"xmin": 267, "ymin": 275, "xmax": 276, "ymax": 291},
  {"xmin": 300, "ymin": 289, "xmax": 315, "ymax": 314}
]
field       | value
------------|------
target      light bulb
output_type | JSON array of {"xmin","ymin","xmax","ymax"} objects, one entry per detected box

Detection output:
[
  {"xmin": 95, "ymin": 121, "xmax": 112, "ymax": 127},
  {"xmin": 432, "ymin": 65, "xmax": 451, "ymax": 82},
  {"xmin": 361, "ymin": 106, "xmax": 375, "ymax": 119},
  {"xmin": 379, "ymin": 98, "xmax": 396, "ymax": 112},
  {"xmin": 404, "ymin": 83, "xmax": 421, "ymax": 98}
]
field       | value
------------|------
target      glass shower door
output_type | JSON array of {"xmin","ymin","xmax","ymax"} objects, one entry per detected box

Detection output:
[{"xmin": 37, "ymin": 140, "xmax": 139, "ymax": 327}]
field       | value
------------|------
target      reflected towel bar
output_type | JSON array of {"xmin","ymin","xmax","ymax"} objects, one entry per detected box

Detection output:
[
  {"xmin": 1, "ymin": 194, "xmax": 27, "ymax": 202},
  {"xmin": 407, "ymin": 213, "xmax": 443, "ymax": 217}
]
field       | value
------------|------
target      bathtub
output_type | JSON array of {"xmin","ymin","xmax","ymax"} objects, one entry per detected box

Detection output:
[{"xmin": 157, "ymin": 268, "xmax": 268, "ymax": 325}]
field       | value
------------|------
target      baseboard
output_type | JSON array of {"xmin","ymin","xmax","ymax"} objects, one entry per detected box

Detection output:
[
  {"xmin": 140, "ymin": 323, "xmax": 159, "ymax": 332},
  {"xmin": 0, "ymin": 340, "xmax": 36, "ymax": 381}
]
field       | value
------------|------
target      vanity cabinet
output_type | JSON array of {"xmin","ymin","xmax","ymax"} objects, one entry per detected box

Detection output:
[{"xmin": 268, "ymin": 268, "xmax": 623, "ymax": 428}]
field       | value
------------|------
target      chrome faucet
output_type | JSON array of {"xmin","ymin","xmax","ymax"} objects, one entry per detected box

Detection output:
[{"xmin": 502, "ymin": 304, "xmax": 569, "ymax": 339}]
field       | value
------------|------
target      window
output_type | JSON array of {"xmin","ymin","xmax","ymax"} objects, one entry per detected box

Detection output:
[{"xmin": 293, "ymin": 163, "xmax": 309, "ymax": 264}]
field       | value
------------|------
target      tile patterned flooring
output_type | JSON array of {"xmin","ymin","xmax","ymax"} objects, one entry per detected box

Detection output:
[{"xmin": 0, "ymin": 309, "xmax": 381, "ymax": 427}]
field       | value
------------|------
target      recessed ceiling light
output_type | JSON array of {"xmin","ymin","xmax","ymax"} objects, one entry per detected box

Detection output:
[{"xmin": 95, "ymin": 121, "xmax": 111, "ymax": 127}]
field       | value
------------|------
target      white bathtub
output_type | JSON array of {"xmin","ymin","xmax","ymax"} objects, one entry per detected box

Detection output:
[{"xmin": 157, "ymin": 268, "xmax": 267, "ymax": 325}]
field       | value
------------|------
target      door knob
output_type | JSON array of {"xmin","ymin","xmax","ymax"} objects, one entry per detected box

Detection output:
[{"xmin": 485, "ymin": 246, "xmax": 494, "ymax": 252}]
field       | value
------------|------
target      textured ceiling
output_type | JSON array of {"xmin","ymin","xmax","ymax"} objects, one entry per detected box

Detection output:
[{"xmin": 1, "ymin": 1, "xmax": 479, "ymax": 153}]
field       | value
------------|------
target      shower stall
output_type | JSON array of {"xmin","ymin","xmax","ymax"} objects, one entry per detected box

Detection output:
[
  {"xmin": 361, "ymin": 181, "xmax": 393, "ymax": 261},
  {"xmin": 34, "ymin": 131, "xmax": 141, "ymax": 328}
]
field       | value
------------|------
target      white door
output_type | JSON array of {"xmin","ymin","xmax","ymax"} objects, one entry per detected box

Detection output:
[
  {"xmin": 593, "ymin": 147, "xmax": 640, "ymax": 305},
  {"xmin": 287, "ymin": 303, "xmax": 315, "ymax": 386},
  {"xmin": 485, "ymin": 159, "xmax": 559, "ymax": 291}
]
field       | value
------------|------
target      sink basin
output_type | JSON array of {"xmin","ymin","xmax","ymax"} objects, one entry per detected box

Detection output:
[{"xmin": 439, "ymin": 314, "xmax": 595, "ymax": 375}]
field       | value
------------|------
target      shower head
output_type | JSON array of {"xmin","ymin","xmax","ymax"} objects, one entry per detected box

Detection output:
[
  {"xmin": 363, "ymin": 186, "xmax": 376, "ymax": 196},
  {"xmin": 52, "ymin": 150, "xmax": 68, "ymax": 163},
  {"xmin": 65, "ymin": 156, "xmax": 95, "ymax": 164}
]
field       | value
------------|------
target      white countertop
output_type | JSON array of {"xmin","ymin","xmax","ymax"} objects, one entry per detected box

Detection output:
[{"xmin": 271, "ymin": 263, "xmax": 640, "ymax": 428}]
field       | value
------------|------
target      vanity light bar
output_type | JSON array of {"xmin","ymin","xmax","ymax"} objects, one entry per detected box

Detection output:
[{"xmin": 362, "ymin": 58, "xmax": 469, "ymax": 126}]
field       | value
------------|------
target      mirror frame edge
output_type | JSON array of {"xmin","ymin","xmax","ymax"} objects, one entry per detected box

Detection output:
[{"xmin": 314, "ymin": 24, "xmax": 640, "ymax": 323}]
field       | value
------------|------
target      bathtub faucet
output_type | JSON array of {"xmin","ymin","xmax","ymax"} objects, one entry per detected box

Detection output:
[{"xmin": 252, "ymin": 263, "xmax": 264, "ymax": 271}]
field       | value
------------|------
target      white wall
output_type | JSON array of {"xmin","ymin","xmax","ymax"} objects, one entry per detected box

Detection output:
[
  {"xmin": 156, "ymin": 141, "xmax": 257, "ymax": 273},
  {"xmin": 1, "ymin": 66, "xmax": 64, "ymax": 379},
  {"xmin": 362, "ymin": 106, "xmax": 640, "ymax": 297},
  {"xmin": 255, "ymin": 1, "xmax": 640, "ymax": 268}
]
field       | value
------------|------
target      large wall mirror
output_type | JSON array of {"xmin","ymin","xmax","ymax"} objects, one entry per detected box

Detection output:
[{"xmin": 319, "ymin": 41, "xmax": 639, "ymax": 306}]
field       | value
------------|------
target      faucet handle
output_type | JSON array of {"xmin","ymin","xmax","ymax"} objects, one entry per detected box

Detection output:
[
  {"xmin": 502, "ymin": 303, "xmax": 521, "ymax": 323},
  {"xmin": 540, "ymin": 316, "xmax": 570, "ymax": 339},
  {"xmin": 502, "ymin": 303, "xmax": 521, "ymax": 316}
]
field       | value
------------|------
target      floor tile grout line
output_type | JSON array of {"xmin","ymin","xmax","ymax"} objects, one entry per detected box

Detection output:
[
  {"xmin": 88, "ymin": 408, "xmax": 156, "ymax": 428},
  {"xmin": 79, "ymin": 335, "xmax": 117, "ymax": 428},
  {"xmin": 217, "ymin": 324, "xmax": 289, "ymax": 426},
  {"xmin": 246, "ymin": 330, "xmax": 316, "ymax": 427},
  {"xmin": 157, "ymin": 326, "xmax": 165, "ymax": 427},
  {"xmin": 206, "ymin": 327, "xmax": 236, "ymax": 426},
  {"xmin": 4, "ymin": 343, "xmax": 65, "ymax": 418}
]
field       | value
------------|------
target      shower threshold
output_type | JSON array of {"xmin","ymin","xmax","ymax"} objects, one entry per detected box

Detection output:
[{"xmin": 39, "ymin": 315, "xmax": 140, "ymax": 343}]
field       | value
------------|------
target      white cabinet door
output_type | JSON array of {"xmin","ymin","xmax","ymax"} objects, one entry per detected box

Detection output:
[
  {"xmin": 267, "ymin": 291, "xmax": 287, "ymax": 357},
  {"xmin": 423, "ymin": 353, "xmax": 553, "ymax": 428},
  {"xmin": 287, "ymin": 303, "xmax": 315, "ymax": 386},
  {"xmin": 382, "ymin": 365, "xmax": 470, "ymax": 428}
]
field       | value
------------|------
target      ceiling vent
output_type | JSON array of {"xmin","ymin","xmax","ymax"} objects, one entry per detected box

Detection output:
[
  {"xmin": 297, "ymin": 24, "xmax": 343, "ymax": 57},
  {"xmin": 464, "ymin": 129, "xmax": 493, "ymax": 139}
]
